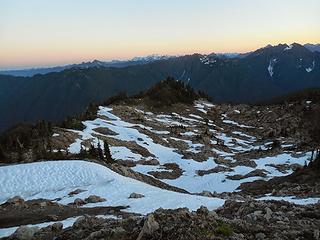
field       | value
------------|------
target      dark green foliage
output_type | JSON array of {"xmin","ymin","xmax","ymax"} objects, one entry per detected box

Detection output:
[
  {"xmin": 0, "ymin": 121, "xmax": 53, "ymax": 152},
  {"xmin": 215, "ymin": 221, "xmax": 233, "ymax": 237},
  {"xmin": 302, "ymin": 105, "xmax": 320, "ymax": 151},
  {"xmin": 60, "ymin": 103, "xmax": 98, "ymax": 130},
  {"xmin": 0, "ymin": 144, "xmax": 6, "ymax": 160},
  {"xmin": 97, "ymin": 141, "xmax": 104, "ymax": 160},
  {"xmin": 271, "ymin": 139, "xmax": 281, "ymax": 149},
  {"xmin": 88, "ymin": 144, "xmax": 97, "ymax": 158},
  {"xmin": 261, "ymin": 88, "xmax": 320, "ymax": 105},
  {"xmin": 104, "ymin": 140, "xmax": 114, "ymax": 163},
  {"xmin": 79, "ymin": 144, "xmax": 88, "ymax": 158},
  {"xmin": 102, "ymin": 92, "xmax": 129, "ymax": 106},
  {"xmin": 134, "ymin": 77, "xmax": 210, "ymax": 108}
]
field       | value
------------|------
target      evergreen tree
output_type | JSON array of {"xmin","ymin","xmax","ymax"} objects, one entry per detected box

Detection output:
[
  {"xmin": 79, "ymin": 144, "xmax": 87, "ymax": 158},
  {"xmin": 97, "ymin": 141, "xmax": 104, "ymax": 160},
  {"xmin": 103, "ymin": 140, "xmax": 113, "ymax": 163},
  {"xmin": 89, "ymin": 144, "xmax": 96, "ymax": 157},
  {"xmin": 0, "ymin": 144, "xmax": 6, "ymax": 160}
]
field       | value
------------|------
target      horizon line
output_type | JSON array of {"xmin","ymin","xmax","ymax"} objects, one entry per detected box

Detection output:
[{"xmin": 1, "ymin": 42, "xmax": 319, "ymax": 71}]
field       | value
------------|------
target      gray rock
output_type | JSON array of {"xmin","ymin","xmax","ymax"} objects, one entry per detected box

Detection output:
[
  {"xmin": 208, "ymin": 210, "xmax": 219, "ymax": 218},
  {"xmin": 51, "ymin": 222, "xmax": 63, "ymax": 231},
  {"xmin": 129, "ymin": 192, "xmax": 145, "ymax": 199},
  {"xmin": 201, "ymin": 191, "xmax": 213, "ymax": 197},
  {"xmin": 254, "ymin": 210, "xmax": 263, "ymax": 217},
  {"xmin": 264, "ymin": 207, "xmax": 273, "ymax": 221},
  {"xmin": 13, "ymin": 226, "xmax": 39, "ymax": 240},
  {"xmin": 197, "ymin": 206, "xmax": 209, "ymax": 215},
  {"xmin": 74, "ymin": 198, "xmax": 86, "ymax": 206},
  {"xmin": 73, "ymin": 216, "xmax": 86, "ymax": 229},
  {"xmin": 255, "ymin": 232, "xmax": 266, "ymax": 240},
  {"xmin": 7, "ymin": 196, "xmax": 25, "ymax": 206},
  {"xmin": 137, "ymin": 214, "xmax": 159, "ymax": 240},
  {"xmin": 314, "ymin": 229, "xmax": 320, "ymax": 240},
  {"xmin": 48, "ymin": 214, "xmax": 59, "ymax": 221},
  {"xmin": 84, "ymin": 195, "xmax": 106, "ymax": 203},
  {"xmin": 68, "ymin": 189, "xmax": 86, "ymax": 197},
  {"xmin": 39, "ymin": 201, "xmax": 48, "ymax": 207}
]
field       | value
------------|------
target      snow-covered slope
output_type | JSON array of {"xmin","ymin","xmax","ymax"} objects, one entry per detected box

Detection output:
[
  {"xmin": 0, "ymin": 160, "xmax": 224, "ymax": 214},
  {"xmin": 60, "ymin": 102, "xmax": 312, "ymax": 194}
]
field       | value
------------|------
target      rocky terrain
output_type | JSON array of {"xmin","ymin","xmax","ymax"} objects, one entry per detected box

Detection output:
[
  {"xmin": 3, "ymin": 199, "xmax": 320, "ymax": 240},
  {"xmin": 49, "ymin": 93, "xmax": 317, "ymax": 196},
  {"xmin": 0, "ymin": 80, "xmax": 320, "ymax": 239}
]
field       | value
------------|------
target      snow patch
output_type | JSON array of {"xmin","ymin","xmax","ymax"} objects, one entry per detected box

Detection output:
[
  {"xmin": 306, "ymin": 61, "xmax": 315, "ymax": 73},
  {"xmin": 268, "ymin": 58, "xmax": 277, "ymax": 77},
  {"xmin": 283, "ymin": 44, "xmax": 293, "ymax": 51}
]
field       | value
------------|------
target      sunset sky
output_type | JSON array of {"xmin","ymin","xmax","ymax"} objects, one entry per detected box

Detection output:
[{"xmin": 1, "ymin": 0, "xmax": 319, "ymax": 69}]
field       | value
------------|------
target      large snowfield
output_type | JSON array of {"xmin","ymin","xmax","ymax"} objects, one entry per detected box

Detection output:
[
  {"xmin": 0, "ymin": 160, "xmax": 225, "ymax": 212},
  {"xmin": 66, "ymin": 106, "xmax": 313, "ymax": 193}
]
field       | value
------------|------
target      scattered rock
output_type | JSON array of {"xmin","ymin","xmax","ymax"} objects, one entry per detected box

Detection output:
[
  {"xmin": 84, "ymin": 195, "xmax": 106, "ymax": 203},
  {"xmin": 13, "ymin": 226, "xmax": 39, "ymax": 240},
  {"xmin": 255, "ymin": 232, "xmax": 266, "ymax": 240},
  {"xmin": 68, "ymin": 189, "xmax": 86, "ymax": 197},
  {"xmin": 39, "ymin": 202, "xmax": 48, "ymax": 207},
  {"xmin": 137, "ymin": 214, "xmax": 160, "ymax": 240},
  {"xmin": 73, "ymin": 198, "xmax": 86, "ymax": 206},
  {"xmin": 264, "ymin": 207, "xmax": 272, "ymax": 221},
  {"xmin": 6, "ymin": 196, "xmax": 25, "ymax": 206},
  {"xmin": 129, "ymin": 193, "xmax": 145, "ymax": 199},
  {"xmin": 51, "ymin": 222, "xmax": 63, "ymax": 231},
  {"xmin": 47, "ymin": 214, "xmax": 59, "ymax": 221}
]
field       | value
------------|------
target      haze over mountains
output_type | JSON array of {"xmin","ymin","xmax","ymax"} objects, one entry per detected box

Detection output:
[
  {"xmin": 0, "ymin": 43, "xmax": 319, "ymax": 132},
  {"xmin": 1, "ymin": 43, "xmax": 319, "ymax": 77},
  {"xmin": 0, "ymin": 55, "xmax": 173, "ymax": 77}
]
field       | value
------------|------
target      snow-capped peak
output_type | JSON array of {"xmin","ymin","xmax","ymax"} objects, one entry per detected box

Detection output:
[
  {"xmin": 130, "ymin": 54, "xmax": 172, "ymax": 62},
  {"xmin": 283, "ymin": 44, "xmax": 293, "ymax": 51}
]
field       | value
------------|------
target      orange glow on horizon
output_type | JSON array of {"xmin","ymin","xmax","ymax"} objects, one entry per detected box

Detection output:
[{"xmin": 1, "ymin": 0, "xmax": 319, "ymax": 69}]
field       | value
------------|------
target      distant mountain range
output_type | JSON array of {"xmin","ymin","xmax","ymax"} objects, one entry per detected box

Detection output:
[
  {"xmin": 0, "ymin": 43, "xmax": 319, "ymax": 132},
  {"xmin": 0, "ymin": 55, "xmax": 173, "ymax": 77},
  {"xmin": 1, "ymin": 44, "xmax": 319, "ymax": 77}
]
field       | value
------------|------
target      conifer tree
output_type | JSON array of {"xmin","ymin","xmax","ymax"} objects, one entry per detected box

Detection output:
[
  {"xmin": 103, "ymin": 140, "xmax": 113, "ymax": 163},
  {"xmin": 97, "ymin": 140, "xmax": 104, "ymax": 160},
  {"xmin": 0, "ymin": 144, "xmax": 6, "ymax": 160},
  {"xmin": 89, "ymin": 144, "xmax": 96, "ymax": 157}
]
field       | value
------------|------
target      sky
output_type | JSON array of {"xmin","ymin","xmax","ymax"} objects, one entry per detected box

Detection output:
[{"xmin": 1, "ymin": 0, "xmax": 319, "ymax": 69}]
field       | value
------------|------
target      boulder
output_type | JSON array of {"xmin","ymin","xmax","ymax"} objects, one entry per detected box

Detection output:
[
  {"xmin": 48, "ymin": 214, "xmax": 59, "ymax": 221},
  {"xmin": 129, "ymin": 192, "xmax": 145, "ymax": 199},
  {"xmin": 6, "ymin": 196, "xmax": 25, "ymax": 206},
  {"xmin": 68, "ymin": 189, "xmax": 86, "ymax": 197},
  {"xmin": 13, "ymin": 226, "xmax": 39, "ymax": 240},
  {"xmin": 73, "ymin": 198, "xmax": 86, "ymax": 206},
  {"xmin": 200, "ymin": 190, "xmax": 213, "ymax": 197},
  {"xmin": 264, "ymin": 207, "xmax": 273, "ymax": 221},
  {"xmin": 137, "ymin": 214, "xmax": 159, "ymax": 240},
  {"xmin": 197, "ymin": 206, "xmax": 209, "ymax": 216},
  {"xmin": 51, "ymin": 222, "xmax": 63, "ymax": 231},
  {"xmin": 84, "ymin": 195, "xmax": 106, "ymax": 203},
  {"xmin": 255, "ymin": 232, "xmax": 266, "ymax": 240}
]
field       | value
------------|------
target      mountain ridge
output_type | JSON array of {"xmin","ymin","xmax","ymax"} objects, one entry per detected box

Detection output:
[
  {"xmin": 0, "ymin": 43, "xmax": 319, "ymax": 132},
  {"xmin": 3, "ymin": 43, "xmax": 319, "ymax": 77}
]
